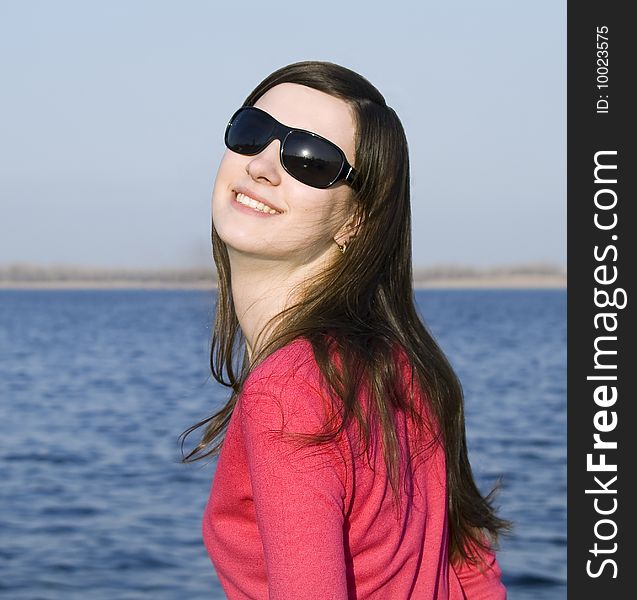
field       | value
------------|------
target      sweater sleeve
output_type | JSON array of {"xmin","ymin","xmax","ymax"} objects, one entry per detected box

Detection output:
[
  {"xmin": 451, "ymin": 544, "xmax": 507, "ymax": 600},
  {"xmin": 238, "ymin": 371, "xmax": 349, "ymax": 600}
]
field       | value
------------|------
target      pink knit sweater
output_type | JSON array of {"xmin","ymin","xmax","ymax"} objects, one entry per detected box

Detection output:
[{"xmin": 202, "ymin": 338, "xmax": 506, "ymax": 599}]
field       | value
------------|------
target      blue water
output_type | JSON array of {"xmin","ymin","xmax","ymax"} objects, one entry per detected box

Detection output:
[{"xmin": 0, "ymin": 289, "xmax": 566, "ymax": 599}]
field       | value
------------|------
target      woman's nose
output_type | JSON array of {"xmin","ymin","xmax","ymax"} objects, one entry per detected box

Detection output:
[{"xmin": 245, "ymin": 139, "xmax": 282, "ymax": 185}]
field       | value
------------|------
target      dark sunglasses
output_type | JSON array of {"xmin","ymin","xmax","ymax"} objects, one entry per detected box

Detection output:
[{"xmin": 224, "ymin": 106, "xmax": 357, "ymax": 189}]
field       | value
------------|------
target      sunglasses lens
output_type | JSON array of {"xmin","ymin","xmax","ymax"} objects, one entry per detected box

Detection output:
[
  {"xmin": 225, "ymin": 108, "xmax": 274, "ymax": 155},
  {"xmin": 282, "ymin": 131, "xmax": 344, "ymax": 188}
]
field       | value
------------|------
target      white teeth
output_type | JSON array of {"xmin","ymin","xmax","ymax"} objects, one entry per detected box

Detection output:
[{"xmin": 235, "ymin": 192, "xmax": 279, "ymax": 214}]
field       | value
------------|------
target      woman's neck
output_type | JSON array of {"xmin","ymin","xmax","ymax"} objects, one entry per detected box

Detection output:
[{"xmin": 227, "ymin": 246, "xmax": 335, "ymax": 359}]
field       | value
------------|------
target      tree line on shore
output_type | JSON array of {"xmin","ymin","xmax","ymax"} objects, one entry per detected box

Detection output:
[{"xmin": 0, "ymin": 262, "xmax": 565, "ymax": 285}]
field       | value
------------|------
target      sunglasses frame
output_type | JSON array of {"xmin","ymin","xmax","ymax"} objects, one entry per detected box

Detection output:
[{"xmin": 225, "ymin": 106, "xmax": 358, "ymax": 189}]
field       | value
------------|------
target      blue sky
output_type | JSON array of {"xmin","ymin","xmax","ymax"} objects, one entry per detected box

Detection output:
[{"xmin": 0, "ymin": 1, "xmax": 565, "ymax": 269}]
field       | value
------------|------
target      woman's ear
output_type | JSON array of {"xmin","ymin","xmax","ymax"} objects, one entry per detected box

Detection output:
[{"xmin": 334, "ymin": 209, "xmax": 364, "ymax": 247}]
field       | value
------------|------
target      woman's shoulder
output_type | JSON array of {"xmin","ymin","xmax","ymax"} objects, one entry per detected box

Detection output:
[
  {"xmin": 245, "ymin": 336, "xmax": 417, "ymax": 392},
  {"xmin": 237, "ymin": 338, "xmax": 351, "ymax": 457},
  {"xmin": 240, "ymin": 337, "xmax": 328, "ymax": 415},
  {"xmin": 245, "ymin": 337, "xmax": 318, "ymax": 387}
]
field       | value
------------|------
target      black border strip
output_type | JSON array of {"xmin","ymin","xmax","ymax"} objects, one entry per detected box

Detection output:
[{"xmin": 567, "ymin": 2, "xmax": 635, "ymax": 597}]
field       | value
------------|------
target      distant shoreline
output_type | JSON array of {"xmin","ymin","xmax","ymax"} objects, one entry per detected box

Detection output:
[
  {"xmin": 0, "ymin": 275, "xmax": 566, "ymax": 290},
  {"xmin": 0, "ymin": 263, "xmax": 566, "ymax": 290}
]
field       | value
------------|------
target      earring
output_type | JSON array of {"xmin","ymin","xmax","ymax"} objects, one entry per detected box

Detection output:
[
  {"xmin": 338, "ymin": 240, "xmax": 348, "ymax": 254},
  {"xmin": 334, "ymin": 239, "xmax": 346, "ymax": 253}
]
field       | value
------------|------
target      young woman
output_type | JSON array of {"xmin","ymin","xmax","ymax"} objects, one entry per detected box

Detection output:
[{"xmin": 181, "ymin": 60, "xmax": 510, "ymax": 599}]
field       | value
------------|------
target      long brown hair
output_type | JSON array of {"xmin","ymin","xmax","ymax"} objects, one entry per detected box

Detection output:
[{"xmin": 179, "ymin": 60, "xmax": 510, "ymax": 565}]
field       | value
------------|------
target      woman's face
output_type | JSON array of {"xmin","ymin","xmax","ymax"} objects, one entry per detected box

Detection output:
[{"xmin": 211, "ymin": 83, "xmax": 357, "ymax": 264}]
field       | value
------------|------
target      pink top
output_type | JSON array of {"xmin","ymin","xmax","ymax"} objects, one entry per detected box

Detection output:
[{"xmin": 202, "ymin": 338, "xmax": 506, "ymax": 599}]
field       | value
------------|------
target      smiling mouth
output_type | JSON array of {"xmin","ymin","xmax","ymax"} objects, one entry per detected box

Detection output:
[{"xmin": 234, "ymin": 192, "xmax": 282, "ymax": 215}]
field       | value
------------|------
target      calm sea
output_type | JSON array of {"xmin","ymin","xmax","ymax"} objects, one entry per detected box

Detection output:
[{"xmin": 0, "ymin": 289, "xmax": 566, "ymax": 599}]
